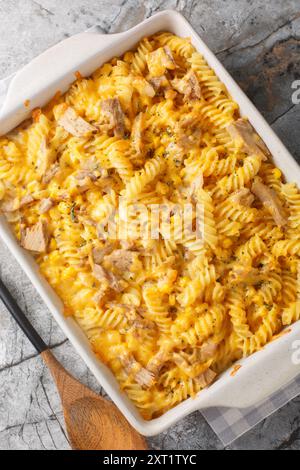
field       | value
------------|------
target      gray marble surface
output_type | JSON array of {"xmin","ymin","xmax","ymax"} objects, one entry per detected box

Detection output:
[{"xmin": 0, "ymin": 0, "xmax": 300, "ymax": 450}]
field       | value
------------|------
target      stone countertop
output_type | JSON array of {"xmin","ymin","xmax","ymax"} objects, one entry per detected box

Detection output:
[{"xmin": 0, "ymin": 0, "xmax": 300, "ymax": 451}]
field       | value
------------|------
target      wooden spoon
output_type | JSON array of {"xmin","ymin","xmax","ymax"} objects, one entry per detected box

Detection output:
[{"xmin": 0, "ymin": 278, "xmax": 147, "ymax": 450}]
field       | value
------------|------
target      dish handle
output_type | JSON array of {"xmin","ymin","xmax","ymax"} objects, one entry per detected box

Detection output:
[{"xmin": 0, "ymin": 28, "xmax": 123, "ymax": 133}]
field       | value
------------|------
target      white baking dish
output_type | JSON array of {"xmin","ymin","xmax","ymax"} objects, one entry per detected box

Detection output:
[{"xmin": 0, "ymin": 10, "xmax": 299, "ymax": 436}]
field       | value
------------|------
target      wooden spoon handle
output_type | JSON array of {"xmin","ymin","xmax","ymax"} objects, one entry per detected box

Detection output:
[
  {"xmin": 41, "ymin": 349, "xmax": 107, "ymax": 404},
  {"xmin": 41, "ymin": 349, "xmax": 72, "ymax": 390}
]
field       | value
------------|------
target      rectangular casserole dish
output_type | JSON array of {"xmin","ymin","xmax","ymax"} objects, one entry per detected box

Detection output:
[{"xmin": 0, "ymin": 10, "xmax": 299, "ymax": 436}]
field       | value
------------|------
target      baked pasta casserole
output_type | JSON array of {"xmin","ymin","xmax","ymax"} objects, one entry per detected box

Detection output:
[{"xmin": 0, "ymin": 33, "xmax": 300, "ymax": 419}]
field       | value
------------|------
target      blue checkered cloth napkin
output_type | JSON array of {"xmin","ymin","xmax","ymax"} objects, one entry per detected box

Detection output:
[{"xmin": 1, "ymin": 59, "xmax": 299, "ymax": 448}]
